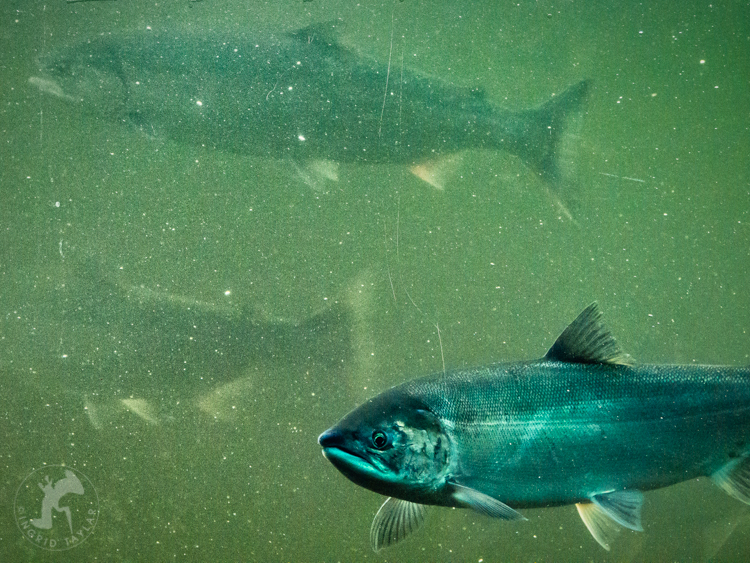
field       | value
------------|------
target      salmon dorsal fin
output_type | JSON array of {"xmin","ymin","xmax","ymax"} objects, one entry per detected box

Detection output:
[{"xmin": 544, "ymin": 302, "xmax": 633, "ymax": 366}]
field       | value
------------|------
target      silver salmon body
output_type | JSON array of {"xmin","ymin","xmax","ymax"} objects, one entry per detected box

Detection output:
[
  {"xmin": 29, "ymin": 24, "xmax": 588, "ymax": 189},
  {"xmin": 318, "ymin": 303, "xmax": 750, "ymax": 551}
]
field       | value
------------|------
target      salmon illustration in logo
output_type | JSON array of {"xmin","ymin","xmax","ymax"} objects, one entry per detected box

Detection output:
[
  {"xmin": 15, "ymin": 466, "xmax": 99, "ymax": 551},
  {"xmin": 30, "ymin": 470, "xmax": 85, "ymax": 534}
]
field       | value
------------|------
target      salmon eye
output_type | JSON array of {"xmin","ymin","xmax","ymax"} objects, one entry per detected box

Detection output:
[{"xmin": 371, "ymin": 430, "xmax": 389, "ymax": 450}]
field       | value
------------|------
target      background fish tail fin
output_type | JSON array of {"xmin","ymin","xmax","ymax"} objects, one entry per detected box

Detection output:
[{"xmin": 515, "ymin": 80, "xmax": 590, "ymax": 201}]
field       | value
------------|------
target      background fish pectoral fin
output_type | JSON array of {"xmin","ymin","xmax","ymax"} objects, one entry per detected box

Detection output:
[
  {"xmin": 712, "ymin": 456, "xmax": 750, "ymax": 504},
  {"xmin": 450, "ymin": 482, "xmax": 526, "ymax": 520},
  {"xmin": 84, "ymin": 397, "xmax": 125, "ymax": 430},
  {"xmin": 307, "ymin": 159, "xmax": 340, "ymax": 182},
  {"xmin": 409, "ymin": 154, "xmax": 461, "ymax": 191},
  {"xmin": 28, "ymin": 76, "xmax": 76, "ymax": 102},
  {"xmin": 121, "ymin": 398, "xmax": 159, "ymax": 425},
  {"xmin": 293, "ymin": 159, "xmax": 339, "ymax": 191},
  {"xmin": 370, "ymin": 497, "xmax": 427, "ymax": 552},
  {"xmin": 84, "ymin": 396, "xmax": 159, "ymax": 428},
  {"xmin": 289, "ymin": 21, "xmax": 342, "ymax": 47}
]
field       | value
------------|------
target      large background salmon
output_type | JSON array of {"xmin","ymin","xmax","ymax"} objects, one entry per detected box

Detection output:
[{"xmin": 30, "ymin": 24, "xmax": 588, "ymax": 186}]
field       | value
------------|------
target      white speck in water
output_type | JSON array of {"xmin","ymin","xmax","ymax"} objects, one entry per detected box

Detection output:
[{"xmin": 298, "ymin": 135, "xmax": 306, "ymax": 141}]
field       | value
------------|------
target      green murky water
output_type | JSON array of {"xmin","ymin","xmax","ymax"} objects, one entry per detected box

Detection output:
[{"xmin": 1, "ymin": 1, "xmax": 748, "ymax": 561}]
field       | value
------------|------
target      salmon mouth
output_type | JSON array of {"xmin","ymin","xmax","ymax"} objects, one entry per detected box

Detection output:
[
  {"xmin": 321, "ymin": 446, "xmax": 361, "ymax": 464},
  {"xmin": 318, "ymin": 429, "xmax": 379, "ymax": 477},
  {"xmin": 318, "ymin": 430, "xmax": 362, "ymax": 462},
  {"xmin": 320, "ymin": 445, "xmax": 383, "ymax": 487}
]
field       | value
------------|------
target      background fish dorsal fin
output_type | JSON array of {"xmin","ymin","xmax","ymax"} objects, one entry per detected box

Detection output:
[
  {"xmin": 544, "ymin": 302, "xmax": 633, "ymax": 365},
  {"xmin": 289, "ymin": 21, "xmax": 341, "ymax": 47},
  {"xmin": 470, "ymin": 88, "xmax": 487, "ymax": 99}
]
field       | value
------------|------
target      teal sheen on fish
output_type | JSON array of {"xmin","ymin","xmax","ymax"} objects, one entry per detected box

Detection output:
[{"xmin": 318, "ymin": 303, "xmax": 750, "ymax": 551}]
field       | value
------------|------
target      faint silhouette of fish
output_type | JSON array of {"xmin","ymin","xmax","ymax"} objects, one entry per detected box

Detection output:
[{"xmin": 49, "ymin": 255, "xmax": 358, "ymax": 428}]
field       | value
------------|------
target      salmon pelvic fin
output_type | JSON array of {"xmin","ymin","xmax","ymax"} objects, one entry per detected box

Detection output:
[{"xmin": 576, "ymin": 489, "xmax": 644, "ymax": 551}]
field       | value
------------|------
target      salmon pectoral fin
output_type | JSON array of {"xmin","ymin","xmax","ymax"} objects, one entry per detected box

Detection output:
[
  {"xmin": 576, "ymin": 490, "xmax": 644, "ymax": 551},
  {"xmin": 292, "ymin": 159, "xmax": 339, "ymax": 191},
  {"xmin": 711, "ymin": 455, "xmax": 750, "ymax": 504},
  {"xmin": 84, "ymin": 396, "xmax": 159, "ymax": 428},
  {"xmin": 409, "ymin": 153, "xmax": 461, "ymax": 191},
  {"xmin": 120, "ymin": 398, "xmax": 159, "ymax": 425},
  {"xmin": 450, "ymin": 482, "xmax": 526, "ymax": 521},
  {"xmin": 370, "ymin": 497, "xmax": 427, "ymax": 552}
]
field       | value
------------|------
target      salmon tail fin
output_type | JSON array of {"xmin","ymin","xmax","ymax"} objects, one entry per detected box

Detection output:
[
  {"xmin": 518, "ymin": 79, "xmax": 590, "ymax": 187},
  {"xmin": 711, "ymin": 456, "xmax": 750, "ymax": 504}
]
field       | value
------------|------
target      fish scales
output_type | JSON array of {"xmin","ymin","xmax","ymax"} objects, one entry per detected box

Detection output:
[{"xmin": 396, "ymin": 362, "xmax": 750, "ymax": 507}]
